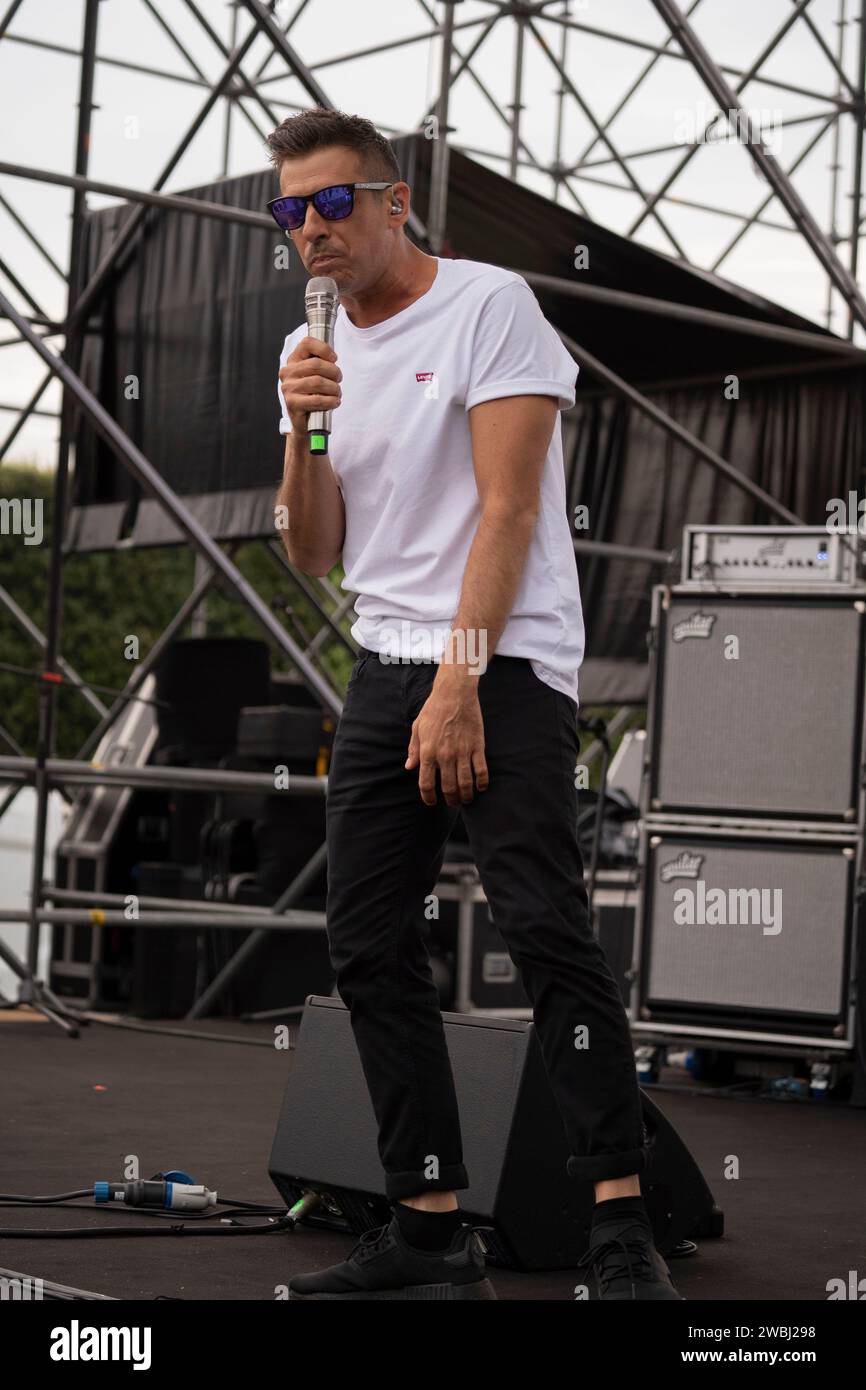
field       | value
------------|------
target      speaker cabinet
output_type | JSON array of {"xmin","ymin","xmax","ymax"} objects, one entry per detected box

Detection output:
[
  {"xmin": 647, "ymin": 590, "xmax": 866, "ymax": 822},
  {"xmin": 269, "ymin": 995, "xmax": 722, "ymax": 1270},
  {"xmin": 637, "ymin": 826, "xmax": 858, "ymax": 1041}
]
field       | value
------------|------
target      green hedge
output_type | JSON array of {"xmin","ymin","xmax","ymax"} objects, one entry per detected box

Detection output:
[{"xmin": 0, "ymin": 464, "xmax": 353, "ymax": 759}]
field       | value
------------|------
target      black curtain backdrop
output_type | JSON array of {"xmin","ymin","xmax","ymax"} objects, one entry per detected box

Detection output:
[
  {"xmin": 68, "ymin": 135, "xmax": 866, "ymax": 702},
  {"xmin": 564, "ymin": 372, "xmax": 866, "ymax": 699}
]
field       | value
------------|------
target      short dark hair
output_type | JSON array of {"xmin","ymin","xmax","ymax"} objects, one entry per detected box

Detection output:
[{"xmin": 265, "ymin": 107, "xmax": 401, "ymax": 184}]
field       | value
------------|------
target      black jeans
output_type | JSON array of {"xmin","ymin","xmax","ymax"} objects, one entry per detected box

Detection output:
[{"xmin": 325, "ymin": 651, "xmax": 651, "ymax": 1201}]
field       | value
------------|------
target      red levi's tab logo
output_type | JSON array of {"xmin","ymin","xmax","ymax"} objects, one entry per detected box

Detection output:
[{"xmin": 415, "ymin": 372, "xmax": 434, "ymax": 383}]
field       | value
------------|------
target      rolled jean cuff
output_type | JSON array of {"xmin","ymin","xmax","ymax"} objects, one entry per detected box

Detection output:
[
  {"xmin": 566, "ymin": 1140, "xmax": 651, "ymax": 1184},
  {"xmin": 385, "ymin": 1163, "xmax": 470, "ymax": 1200}
]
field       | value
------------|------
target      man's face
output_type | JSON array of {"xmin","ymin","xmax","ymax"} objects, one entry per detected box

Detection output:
[{"xmin": 278, "ymin": 145, "xmax": 402, "ymax": 292}]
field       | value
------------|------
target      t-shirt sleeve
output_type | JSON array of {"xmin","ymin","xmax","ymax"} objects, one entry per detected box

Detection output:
[{"xmin": 464, "ymin": 279, "xmax": 578, "ymax": 412}]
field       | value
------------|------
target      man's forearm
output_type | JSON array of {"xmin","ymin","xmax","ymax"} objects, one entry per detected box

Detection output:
[
  {"xmin": 275, "ymin": 431, "xmax": 345, "ymax": 577},
  {"xmin": 437, "ymin": 504, "xmax": 537, "ymax": 685}
]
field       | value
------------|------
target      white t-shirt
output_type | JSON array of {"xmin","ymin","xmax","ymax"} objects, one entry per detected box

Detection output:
[{"xmin": 277, "ymin": 256, "xmax": 583, "ymax": 703}]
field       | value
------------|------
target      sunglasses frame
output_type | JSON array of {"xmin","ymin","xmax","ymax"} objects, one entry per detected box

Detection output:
[{"xmin": 267, "ymin": 182, "xmax": 395, "ymax": 234}]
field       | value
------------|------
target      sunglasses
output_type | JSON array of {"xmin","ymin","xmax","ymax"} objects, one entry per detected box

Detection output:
[{"xmin": 267, "ymin": 182, "xmax": 395, "ymax": 234}]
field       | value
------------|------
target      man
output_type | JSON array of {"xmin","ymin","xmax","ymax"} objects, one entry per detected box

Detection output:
[{"xmin": 268, "ymin": 107, "xmax": 681, "ymax": 1301}]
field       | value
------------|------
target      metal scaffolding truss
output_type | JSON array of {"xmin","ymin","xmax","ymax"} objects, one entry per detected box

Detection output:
[
  {"xmin": 0, "ymin": 0, "xmax": 864, "ymax": 1031},
  {"xmin": 2, "ymin": 0, "xmax": 864, "ymax": 334}
]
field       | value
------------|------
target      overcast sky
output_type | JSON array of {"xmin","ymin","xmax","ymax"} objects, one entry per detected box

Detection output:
[{"xmin": 1, "ymin": 0, "xmax": 863, "ymax": 466}]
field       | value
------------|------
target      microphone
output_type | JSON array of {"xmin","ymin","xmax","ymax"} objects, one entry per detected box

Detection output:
[{"xmin": 304, "ymin": 276, "xmax": 339, "ymax": 456}]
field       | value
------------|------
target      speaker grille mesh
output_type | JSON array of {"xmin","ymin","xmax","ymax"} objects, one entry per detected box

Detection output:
[
  {"xmin": 644, "ymin": 836, "xmax": 850, "ymax": 1019},
  {"xmin": 654, "ymin": 597, "xmax": 862, "ymax": 817}
]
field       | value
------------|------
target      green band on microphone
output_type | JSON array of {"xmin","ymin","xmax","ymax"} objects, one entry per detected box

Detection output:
[{"xmin": 309, "ymin": 432, "xmax": 328, "ymax": 454}]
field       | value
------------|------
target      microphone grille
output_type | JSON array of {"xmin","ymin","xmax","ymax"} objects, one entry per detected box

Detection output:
[{"xmin": 306, "ymin": 276, "xmax": 339, "ymax": 301}]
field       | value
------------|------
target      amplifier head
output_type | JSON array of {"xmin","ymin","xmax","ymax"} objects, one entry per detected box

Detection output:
[{"xmin": 682, "ymin": 526, "xmax": 864, "ymax": 589}]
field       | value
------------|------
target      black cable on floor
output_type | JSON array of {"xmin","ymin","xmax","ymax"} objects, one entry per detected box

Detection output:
[
  {"xmin": 0, "ymin": 1202, "xmax": 287, "ymax": 1219},
  {"xmin": 0, "ymin": 1190, "xmax": 91, "ymax": 1202},
  {"xmin": 0, "ymin": 1215, "xmax": 296, "ymax": 1238},
  {"xmin": 0, "ymin": 1190, "xmax": 283, "ymax": 1212},
  {"xmin": 56, "ymin": 1011, "xmax": 280, "ymax": 1048}
]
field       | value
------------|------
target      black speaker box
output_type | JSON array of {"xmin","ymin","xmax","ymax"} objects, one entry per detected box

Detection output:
[
  {"xmin": 269, "ymin": 996, "xmax": 722, "ymax": 1270},
  {"xmin": 152, "ymin": 637, "xmax": 271, "ymax": 756},
  {"xmin": 237, "ymin": 704, "xmax": 332, "ymax": 771}
]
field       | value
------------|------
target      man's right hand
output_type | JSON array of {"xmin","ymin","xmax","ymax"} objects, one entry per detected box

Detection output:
[{"xmin": 279, "ymin": 337, "xmax": 342, "ymax": 436}]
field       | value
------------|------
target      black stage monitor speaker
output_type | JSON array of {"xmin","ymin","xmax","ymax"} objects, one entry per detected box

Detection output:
[
  {"xmin": 648, "ymin": 592, "xmax": 866, "ymax": 821},
  {"xmin": 638, "ymin": 828, "xmax": 858, "ymax": 1038},
  {"xmin": 269, "ymin": 996, "xmax": 721, "ymax": 1270}
]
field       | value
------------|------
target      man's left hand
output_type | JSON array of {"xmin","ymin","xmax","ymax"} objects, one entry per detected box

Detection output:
[{"xmin": 405, "ymin": 674, "xmax": 489, "ymax": 807}]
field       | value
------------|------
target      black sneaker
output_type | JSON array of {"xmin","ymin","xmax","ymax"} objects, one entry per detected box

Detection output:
[
  {"xmin": 575, "ymin": 1221, "xmax": 684, "ymax": 1300},
  {"xmin": 288, "ymin": 1214, "xmax": 498, "ymax": 1300}
]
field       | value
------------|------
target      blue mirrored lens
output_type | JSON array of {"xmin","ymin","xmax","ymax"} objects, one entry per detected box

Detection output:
[
  {"xmin": 314, "ymin": 185, "xmax": 354, "ymax": 220},
  {"xmin": 272, "ymin": 197, "xmax": 306, "ymax": 230}
]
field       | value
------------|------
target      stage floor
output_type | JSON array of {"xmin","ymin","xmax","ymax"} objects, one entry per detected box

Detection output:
[{"xmin": 1, "ymin": 1006, "xmax": 862, "ymax": 1301}]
